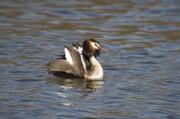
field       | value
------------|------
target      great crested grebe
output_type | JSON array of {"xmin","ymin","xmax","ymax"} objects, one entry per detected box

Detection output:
[{"xmin": 47, "ymin": 39, "xmax": 103, "ymax": 80}]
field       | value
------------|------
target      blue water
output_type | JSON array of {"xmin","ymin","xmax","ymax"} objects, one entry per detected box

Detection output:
[{"xmin": 0, "ymin": 0, "xmax": 180, "ymax": 119}]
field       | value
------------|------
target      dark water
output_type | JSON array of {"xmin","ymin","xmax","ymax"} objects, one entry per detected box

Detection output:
[{"xmin": 0, "ymin": 0, "xmax": 180, "ymax": 119}]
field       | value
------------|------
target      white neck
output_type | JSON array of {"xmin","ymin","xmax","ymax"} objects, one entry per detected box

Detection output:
[{"xmin": 84, "ymin": 56, "xmax": 103, "ymax": 80}]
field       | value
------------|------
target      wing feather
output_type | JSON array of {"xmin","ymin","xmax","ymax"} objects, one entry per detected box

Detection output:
[
  {"xmin": 66, "ymin": 46, "xmax": 84, "ymax": 75},
  {"xmin": 47, "ymin": 45, "xmax": 85, "ymax": 77},
  {"xmin": 64, "ymin": 47, "xmax": 73, "ymax": 65},
  {"xmin": 48, "ymin": 59, "xmax": 72, "ymax": 72}
]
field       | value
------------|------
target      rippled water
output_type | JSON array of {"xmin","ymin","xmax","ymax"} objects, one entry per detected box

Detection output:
[{"xmin": 0, "ymin": 0, "xmax": 180, "ymax": 119}]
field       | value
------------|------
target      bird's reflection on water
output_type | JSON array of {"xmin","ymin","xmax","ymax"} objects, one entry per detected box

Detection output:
[{"xmin": 48, "ymin": 77, "xmax": 104, "ymax": 91}]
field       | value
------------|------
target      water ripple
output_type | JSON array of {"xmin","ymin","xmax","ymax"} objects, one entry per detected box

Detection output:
[{"xmin": 0, "ymin": 0, "xmax": 179, "ymax": 119}]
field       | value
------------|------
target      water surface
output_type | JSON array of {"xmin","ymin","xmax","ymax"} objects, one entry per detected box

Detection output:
[{"xmin": 0, "ymin": 0, "xmax": 180, "ymax": 119}]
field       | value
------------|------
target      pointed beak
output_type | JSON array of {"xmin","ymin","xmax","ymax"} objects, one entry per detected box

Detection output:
[{"xmin": 98, "ymin": 44, "xmax": 102, "ymax": 49}]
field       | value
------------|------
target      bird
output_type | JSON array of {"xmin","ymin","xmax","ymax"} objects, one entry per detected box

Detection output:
[{"xmin": 47, "ymin": 38, "xmax": 103, "ymax": 80}]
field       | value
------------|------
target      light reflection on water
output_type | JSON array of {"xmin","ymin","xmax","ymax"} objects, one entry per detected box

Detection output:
[{"xmin": 0, "ymin": 0, "xmax": 179, "ymax": 119}]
